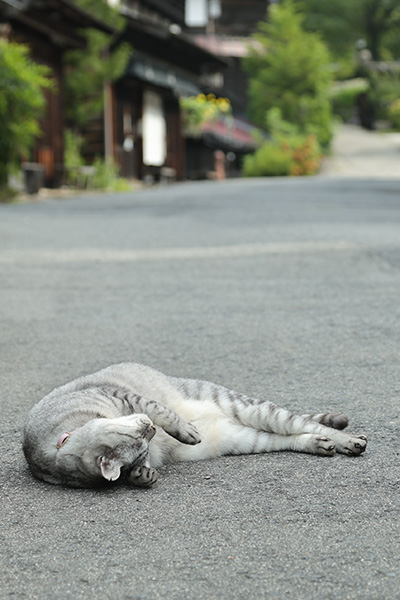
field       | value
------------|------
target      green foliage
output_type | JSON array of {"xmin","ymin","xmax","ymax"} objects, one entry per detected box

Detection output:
[
  {"xmin": 368, "ymin": 71, "xmax": 400, "ymax": 120},
  {"xmin": 64, "ymin": 130, "xmax": 133, "ymax": 190},
  {"xmin": 72, "ymin": 0, "xmax": 125, "ymax": 28},
  {"xmin": 243, "ymin": 1, "xmax": 333, "ymax": 148},
  {"xmin": 110, "ymin": 177, "xmax": 134, "ymax": 192},
  {"xmin": 0, "ymin": 41, "xmax": 52, "ymax": 186},
  {"xmin": 243, "ymin": 109, "xmax": 322, "ymax": 177},
  {"xmin": 361, "ymin": 0, "xmax": 400, "ymax": 60},
  {"xmin": 64, "ymin": 130, "xmax": 84, "ymax": 185},
  {"xmin": 66, "ymin": 0, "xmax": 129, "ymax": 127},
  {"xmin": 65, "ymin": 130, "xmax": 132, "ymax": 191},
  {"xmin": 330, "ymin": 78, "xmax": 370, "ymax": 121},
  {"xmin": 286, "ymin": 134, "xmax": 321, "ymax": 176},
  {"xmin": 92, "ymin": 157, "xmax": 119, "ymax": 189},
  {"xmin": 0, "ymin": 186, "xmax": 19, "ymax": 204},
  {"xmin": 388, "ymin": 98, "xmax": 400, "ymax": 129},
  {"xmin": 293, "ymin": 0, "xmax": 362, "ymax": 59},
  {"xmin": 64, "ymin": 130, "xmax": 84, "ymax": 168},
  {"xmin": 293, "ymin": 0, "xmax": 400, "ymax": 61},
  {"xmin": 180, "ymin": 94, "xmax": 232, "ymax": 135},
  {"xmin": 242, "ymin": 143, "xmax": 291, "ymax": 177},
  {"xmin": 92, "ymin": 157, "xmax": 132, "ymax": 191},
  {"xmin": 265, "ymin": 107, "xmax": 300, "ymax": 138}
]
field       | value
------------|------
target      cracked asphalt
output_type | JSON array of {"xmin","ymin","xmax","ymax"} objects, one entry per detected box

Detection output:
[{"xmin": 1, "ymin": 175, "xmax": 399, "ymax": 599}]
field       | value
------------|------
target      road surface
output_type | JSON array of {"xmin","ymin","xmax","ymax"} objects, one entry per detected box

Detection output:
[{"xmin": 1, "ymin": 176, "xmax": 399, "ymax": 599}]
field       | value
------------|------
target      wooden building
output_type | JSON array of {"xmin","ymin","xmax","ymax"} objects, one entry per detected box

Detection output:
[
  {"xmin": 108, "ymin": 0, "xmax": 267, "ymax": 182},
  {"xmin": 186, "ymin": 0, "xmax": 270, "ymax": 113},
  {"xmin": 0, "ymin": 0, "xmax": 266, "ymax": 187},
  {"xmin": 182, "ymin": 0, "xmax": 269, "ymax": 177},
  {"xmin": 0, "ymin": 0, "xmax": 113, "ymax": 187},
  {"xmin": 96, "ymin": 0, "xmax": 226, "ymax": 182}
]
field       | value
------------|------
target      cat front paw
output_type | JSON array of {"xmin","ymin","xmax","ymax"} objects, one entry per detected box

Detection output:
[
  {"xmin": 181, "ymin": 422, "xmax": 201, "ymax": 445},
  {"xmin": 166, "ymin": 421, "xmax": 201, "ymax": 445},
  {"xmin": 128, "ymin": 465, "xmax": 158, "ymax": 487}
]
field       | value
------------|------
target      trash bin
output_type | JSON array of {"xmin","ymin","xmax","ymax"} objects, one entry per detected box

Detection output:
[{"xmin": 22, "ymin": 163, "xmax": 46, "ymax": 194}]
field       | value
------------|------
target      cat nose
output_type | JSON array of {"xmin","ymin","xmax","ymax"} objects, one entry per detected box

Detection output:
[{"xmin": 145, "ymin": 425, "xmax": 156, "ymax": 441}]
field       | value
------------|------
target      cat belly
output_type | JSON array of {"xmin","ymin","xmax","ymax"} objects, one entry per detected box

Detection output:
[{"xmin": 148, "ymin": 399, "xmax": 231, "ymax": 466}]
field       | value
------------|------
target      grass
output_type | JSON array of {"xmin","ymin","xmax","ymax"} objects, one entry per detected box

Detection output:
[{"xmin": 0, "ymin": 186, "xmax": 19, "ymax": 204}]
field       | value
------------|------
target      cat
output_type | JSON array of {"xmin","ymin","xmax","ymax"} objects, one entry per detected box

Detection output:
[{"xmin": 23, "ymin": 362, "xmax": 367, "ymax": 488}]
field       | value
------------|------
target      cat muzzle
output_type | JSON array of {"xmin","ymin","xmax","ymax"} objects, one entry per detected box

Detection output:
[{"xmin": 145, "ymin": 425, "xmax": 156, "ymax": 441}]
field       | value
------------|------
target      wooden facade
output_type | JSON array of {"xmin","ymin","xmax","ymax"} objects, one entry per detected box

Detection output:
[
  {"xmin": 104, "ymin": 1, "xmax": 226, "ymax": 182},
  {"xmin": 0, "ymin": 0, "xmax": 112, "ymax": 187},
  {"xmin": 1, "ymin": 0, "xmax": 263, "ymax": 187}
]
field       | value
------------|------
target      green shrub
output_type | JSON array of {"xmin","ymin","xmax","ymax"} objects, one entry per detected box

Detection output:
[
  {"xmin": 111, "ymin": 177, "xmax": 134, "ymax": 192},
  {"xmin": 0, "ymin": 41, "xmax": 52, "ymax": 186},
  {"xmin": 92, "ymin": 157, "xmax": 119, "ymax": 189},
  {"xmin": 92, "ymin": 157, "xmax": 133, "ymax": 191},
  {"xmin": 243, "ymin": 132, "xmax": 322, "ymax": 178},
  {"xmin": 64, "ymin": 130, "xmax": 84, "ymax": 185},
  {"xmin": 0, "ymin": 186, "xmax": 18, "ymax": 204},
  {"xmin": 244, "ymin": 108, "xmax": 323, "ymax": 177},
  {"xmin": 286, "ymin": 134, "xmax": 321, "ymax": 176},
  {"xmin": 330, "ymin": 78, "xmax": 369, "ymax": 121},
  {"xmin": 243, "ymin": 142, "xmax": 292, "ymax": 177},
  {"xmin": 368, "ymin": 71, "xmax": 400, "ymax": 121},
  {"xmin": 388, "ymin": 98, "xmax": 400, "ymax": 130}
]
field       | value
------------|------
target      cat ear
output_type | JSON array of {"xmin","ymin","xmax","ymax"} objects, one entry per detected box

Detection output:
[{"xmin": 98, "ymin": 456, "xmax": 123, "ymax": 481}]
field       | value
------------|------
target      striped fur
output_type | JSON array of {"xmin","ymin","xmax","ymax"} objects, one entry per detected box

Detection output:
[{"xmin": 23, "ymin": 362, "xmax": 367, "ymax": 488}]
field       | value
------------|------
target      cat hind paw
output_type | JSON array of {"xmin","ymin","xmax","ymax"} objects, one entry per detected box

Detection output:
[
  {"xmin": 314, "ymin": 436, "xmax": 336, "ymax": 456},
  {"xmin": 327, "ymin": 413, "xmax": 349, "ymax": 430},
  {"xmin": 340, "ymin": 435, "xmax": 367, "ymax": 456}
]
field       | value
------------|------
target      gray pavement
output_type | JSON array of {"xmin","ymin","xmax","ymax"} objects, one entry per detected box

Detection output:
[
  {"xmin": 320, "ymin": 124, "xmax": 400, "ymax": 178},
  {"xmin": 1, "ymin": 174, "xmax": 400, "ymax": 600}
]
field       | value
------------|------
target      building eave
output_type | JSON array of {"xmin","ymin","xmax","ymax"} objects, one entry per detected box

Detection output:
[{"xmin": 0, "ymin": 0, "xmax": 115, "ymax": 48}]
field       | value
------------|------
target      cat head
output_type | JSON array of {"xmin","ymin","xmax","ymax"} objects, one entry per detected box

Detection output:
[{"xmin": 54, "ymin": 414, "xmax": 156, "ymax": 486}]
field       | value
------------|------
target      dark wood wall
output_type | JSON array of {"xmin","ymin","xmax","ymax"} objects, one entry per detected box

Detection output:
[{"xmin": 216, "ymin": 0, "xmax": 269, "ymax": 34}]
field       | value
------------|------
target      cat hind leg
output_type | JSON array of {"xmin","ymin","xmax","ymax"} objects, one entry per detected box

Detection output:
[
  {"xmin": 174, "ymin": 380, "xmax": 367, "ymax": 456},
  {"xmin": 229, "ymin": 401, "xmax": 367, "ymax": 456},
  {"xmin": 302, "ymin": 412, "xmax": 349, "ymax": 430},
  {"xmin": 224, "ymin": 425, "xmax": 336, "ymax": 457}
]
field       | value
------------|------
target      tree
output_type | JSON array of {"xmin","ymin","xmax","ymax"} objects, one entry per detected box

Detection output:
[
  {"xmin": 66, "ymin": 0, "xmax": 129, "ymax": 127},
  {"xmin": 294, "ymin": 0, "xmax": 400, "ymax": 61},
  {"xmin": 0, "ymin": 41, "xmax": 51, "ymax": 186},
  {"xmin": 363, "ymin": 0, "xmax": 400, "ymax": 60},
  {"xmin": 292, "ymin": 0, "xmax": 362, "ymax": 59},
  {"xmin": 243, "ymin": 1, "xmax": 333, "ymax": 147}
]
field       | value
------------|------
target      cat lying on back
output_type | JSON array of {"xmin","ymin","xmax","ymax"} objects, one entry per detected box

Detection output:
[{"xmin": 23, "ymin": 362, "xmax": 367, "ymax": 488}]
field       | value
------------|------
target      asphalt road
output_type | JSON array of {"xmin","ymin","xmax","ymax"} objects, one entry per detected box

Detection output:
[{"xmin": 1, "ymin": 177, "xmax": 399, "ymax": 600}]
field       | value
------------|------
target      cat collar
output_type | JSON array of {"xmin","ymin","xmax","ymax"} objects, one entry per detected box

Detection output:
[{"xmin": 56, "ymin": 432, "xmax": 72, "ymax": 449}]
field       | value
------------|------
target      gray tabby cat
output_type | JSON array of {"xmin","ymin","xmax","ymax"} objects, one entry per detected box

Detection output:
[{"xmin": 23, "ymin": 362, "xmax": 367, "ymax": 488}]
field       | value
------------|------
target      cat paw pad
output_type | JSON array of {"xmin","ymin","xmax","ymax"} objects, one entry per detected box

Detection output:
[
  {"xmin": 342, "ymin": 435, "xmax": 367, "ymax": 456},
  {"xmin": 182, "ymin": 423, "xmax": 202, "ymax": 445},
  {"xmin": 128, "ymin": 465, "xmax": 158, "ymax": 487},
  {"xmin": 315, "ymin": 436, "xmax": 336, "ymax": 456}
]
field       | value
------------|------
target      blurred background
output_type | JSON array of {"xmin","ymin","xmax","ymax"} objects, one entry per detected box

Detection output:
[{"xmin": 1, "ymin": 0, "xmax": 400, "ymax": 196}]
